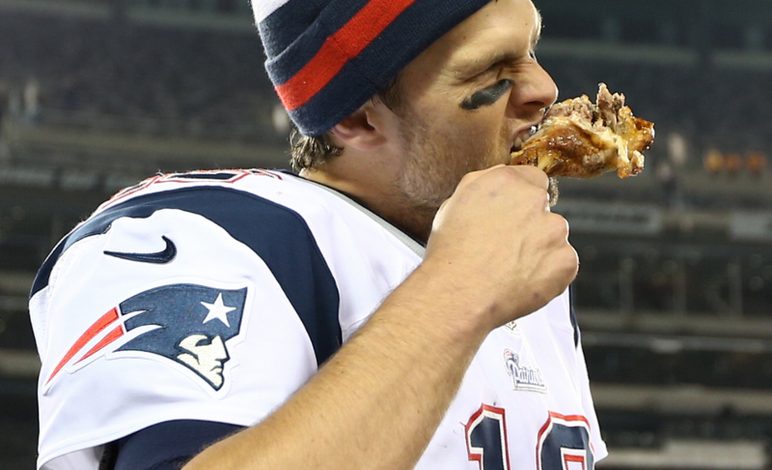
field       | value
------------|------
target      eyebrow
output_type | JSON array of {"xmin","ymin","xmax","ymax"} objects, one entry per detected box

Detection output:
[
  {"xmin": 452, "ymin": 10, "xmax": 544, "ymax": 77},
  {"xmin": 453, "ymin": 51, "xmax": 522, "ymax": 77}
]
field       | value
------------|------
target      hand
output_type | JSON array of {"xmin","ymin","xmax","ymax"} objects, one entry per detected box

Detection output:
[{"xmin": 423, "ymin": 165, "xmax": 578, "ymax": 330}]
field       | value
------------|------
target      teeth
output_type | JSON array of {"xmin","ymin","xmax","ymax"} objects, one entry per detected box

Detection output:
[{"xmin": 511, "ymin": 125, "xmax": 540, "ymax": 152}]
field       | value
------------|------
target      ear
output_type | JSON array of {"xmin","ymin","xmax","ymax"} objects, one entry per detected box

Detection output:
[{"xmin": 330, "ymin": 100, "xmax": 389, "ymax": 151}]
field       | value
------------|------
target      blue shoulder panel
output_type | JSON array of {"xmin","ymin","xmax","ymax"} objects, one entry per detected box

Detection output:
[
  {"xmin": 31, "ymin": 186, "xmax": 342, "ymax": 365},
  {"xmin": 112, "ymin": 420, "xmax": 244, "ymax": 470}
]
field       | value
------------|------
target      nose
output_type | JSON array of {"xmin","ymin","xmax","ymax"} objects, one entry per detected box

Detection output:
[
  {"xmin": 508, "ymin": 61, "xmax": 558, "ymax": 119},
  {"xmin": 211, "ymin": 335, "xmax": 228, "ymax": 359}
]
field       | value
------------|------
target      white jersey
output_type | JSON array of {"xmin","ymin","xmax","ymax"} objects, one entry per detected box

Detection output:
[{"xmin": 30, "ymin": 169, "xmax": 606, "ymax": 469}]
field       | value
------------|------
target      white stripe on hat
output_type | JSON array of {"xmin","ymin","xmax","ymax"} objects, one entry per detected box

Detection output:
[{"xmin": 251, "ymin": 0, "xmax": 294, "ymax": 23}]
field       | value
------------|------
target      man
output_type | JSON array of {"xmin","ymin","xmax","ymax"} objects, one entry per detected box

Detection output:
[{"xmin": 31, "ymin": 0, "xmax": 606, "ymax": 468}]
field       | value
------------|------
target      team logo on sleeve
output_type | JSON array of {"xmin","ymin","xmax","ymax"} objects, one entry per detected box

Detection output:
[{"xmin": 45, "ymin": 284, "xmax": 248, "ymax": 392}]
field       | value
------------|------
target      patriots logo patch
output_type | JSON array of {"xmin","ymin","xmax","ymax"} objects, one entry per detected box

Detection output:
[{"xmin": 45, "ymin": 284, "xmax": 247, "ymax": 392}]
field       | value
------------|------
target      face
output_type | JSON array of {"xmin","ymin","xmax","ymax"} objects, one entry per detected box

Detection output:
[
  {"xmin": 388, "ymin": 0, "xmax": 557, "ymax": 213},
  {"xmin": 177, "ymin": 334, "xmax": 229, "ymax": 388}
]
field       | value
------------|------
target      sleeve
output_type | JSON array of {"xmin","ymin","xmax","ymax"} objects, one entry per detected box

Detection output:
[
  {"xmin": 108, "ymin": 420, "xmax": 244, "ymax": 470},
  {"xmin": 32, "ymin": 187, "xmax": 342, "ymax": 469}
]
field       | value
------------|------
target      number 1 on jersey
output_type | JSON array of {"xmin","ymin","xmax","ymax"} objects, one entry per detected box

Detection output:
[
  {"xmin": 466, "ymin": 405, "xmax": 595, "ymax": 470},
  {"xmin": 465, "ymin": 404, "xmax": 511, "ymax": 470}
]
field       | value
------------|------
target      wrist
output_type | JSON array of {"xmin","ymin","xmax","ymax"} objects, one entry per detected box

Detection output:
[{"xmin": 401, "ymin": 259, "xmax": 498, "ymax": 343}]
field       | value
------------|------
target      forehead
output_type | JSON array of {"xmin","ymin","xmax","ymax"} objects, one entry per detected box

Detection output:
[{"xmin": 402, "ymin": 0, "xmax": 540, "ymax": 79}]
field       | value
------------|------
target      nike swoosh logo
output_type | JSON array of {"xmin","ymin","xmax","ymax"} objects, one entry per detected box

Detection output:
[{"xmin": 104, "ymin": 236, "xmax": 177, "ymax": 264}]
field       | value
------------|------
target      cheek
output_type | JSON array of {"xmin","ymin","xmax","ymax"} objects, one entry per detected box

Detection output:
[
  {"xmin": 404, "ymin": 99, "xmax": 509, "ymax": 175},
  {"xmin": 448, "ymin": 111, "xmax": 510, "ymax": 165}
]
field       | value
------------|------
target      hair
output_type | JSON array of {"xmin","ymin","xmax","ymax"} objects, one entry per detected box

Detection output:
[
  {"xmin": 288, "ymin": 76, "xmax": 403, "ymax": 172},
  {"xmin": 288, "ymin": 129, "xmax": 342, "ymax": 172}
]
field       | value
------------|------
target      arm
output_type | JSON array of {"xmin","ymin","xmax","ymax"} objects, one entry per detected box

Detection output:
[{"xmin": 185, "ymin": 166, "xmax": 578, "ymax": 470}]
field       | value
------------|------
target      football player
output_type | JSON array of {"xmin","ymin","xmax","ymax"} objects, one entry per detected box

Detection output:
[{"xmin": 31, "ymin": 0, "xmax": 606, "ymax": 468}]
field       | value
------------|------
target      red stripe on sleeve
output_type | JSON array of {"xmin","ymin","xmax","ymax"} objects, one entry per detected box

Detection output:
[
  {"xmin": 46, "ymin": 307, "xmax": 119, "ymax": 384},
  {"xmin": 275, "ymin": 0, "xmax": 415, "ymax": 111}
]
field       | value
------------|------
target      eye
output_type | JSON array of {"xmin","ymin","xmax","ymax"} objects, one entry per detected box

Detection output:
[{"xmin": 461, "ymin": 79, "xmax": 513, "ymax": 110}]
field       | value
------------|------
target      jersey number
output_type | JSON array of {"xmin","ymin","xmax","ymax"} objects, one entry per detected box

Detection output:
[
  {"xmin": 465, "ymin": 405, "xmax": 511, "ymax": 470},
  {"xmin": 465, "ymin": 405, "xmax": 593, "ymax": 470}
]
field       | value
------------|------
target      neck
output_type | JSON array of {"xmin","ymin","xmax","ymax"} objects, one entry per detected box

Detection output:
[{"xmin": 300, "ymin": 168, "xmax": 434, "ymax": 244}]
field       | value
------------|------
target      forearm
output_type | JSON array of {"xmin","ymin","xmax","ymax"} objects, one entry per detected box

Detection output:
[{"xmin": 184, "ymin": 262, "xmax": 491, "ymax": 470}]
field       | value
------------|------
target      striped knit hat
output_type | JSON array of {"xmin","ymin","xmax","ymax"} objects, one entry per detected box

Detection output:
[{"xmin": 253, "ymin": 0, "xmax": 490, "ymax": 136}]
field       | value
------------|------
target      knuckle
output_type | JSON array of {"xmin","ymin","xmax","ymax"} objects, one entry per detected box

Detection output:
[
  {"xmin": 457, "ymin": 170, "xmax": 478, "ymax": 187},
  {"xmin": 536, "ymin": 171, "xmax": 550, "ymax": 189},
  {"xmin": 562, "ymin": 245, "xmax": 579, "ymax": 270},
  {"xmin": 520, "ymin": 165, "xmax": 549, "ymax": 187},
  {"xmin": 559, "ymin": 216, "xmax": 570, "ymax": 237},
  {"xmin": 548, "ymin": 213, "xmax": 570, "ymax": 236},
  {"xmin": 524, "ymin": 184, "xmax": 549, "ymax": 206}
]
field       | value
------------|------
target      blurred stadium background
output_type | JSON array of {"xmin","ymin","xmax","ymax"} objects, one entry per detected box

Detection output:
[{"xmin": 1, "ymin": 0, "xmax": 771, "ymax": 468}]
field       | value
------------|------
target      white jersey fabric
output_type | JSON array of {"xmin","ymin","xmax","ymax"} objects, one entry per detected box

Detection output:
[{"xmin": 30, "ymin": 169, "xmax": 606, "ymax": 469}]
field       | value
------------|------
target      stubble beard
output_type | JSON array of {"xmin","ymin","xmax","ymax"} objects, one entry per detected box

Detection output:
[
  {"xmin": 392, "ymin": 108, "xmax": 561, "ymax": 226},
  {"xmin": 393, "ymin": 110, "xmax": 497, "ymax": 217},
  {"xmin": 393, "ymin": 115, "xmax": 460, "ymax": 220}
]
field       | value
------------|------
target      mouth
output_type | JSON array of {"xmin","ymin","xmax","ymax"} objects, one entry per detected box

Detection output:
[{"xmin": 510, "ymin": 124, "xmax": 540, "ymax": 153}]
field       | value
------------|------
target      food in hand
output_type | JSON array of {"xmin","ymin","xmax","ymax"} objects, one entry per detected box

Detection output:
[{"xmin": 510, "ymin": 83, "xmax": 655, "ymax": 179}]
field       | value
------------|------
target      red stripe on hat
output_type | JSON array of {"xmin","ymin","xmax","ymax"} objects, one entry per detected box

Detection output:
[{"xmin": 275, "ymin": 0, "xmax": 415, "ymax": 111}]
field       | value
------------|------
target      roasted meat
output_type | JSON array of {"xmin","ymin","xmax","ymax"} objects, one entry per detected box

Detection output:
[{"xmin": 510, "ymin": 83, "xmax": 655, "ymax": 179}]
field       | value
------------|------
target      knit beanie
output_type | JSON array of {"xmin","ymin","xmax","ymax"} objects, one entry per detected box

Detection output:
[{"xmin": 253, "ymin": 0, "xmax": 490, "ymax": 136}]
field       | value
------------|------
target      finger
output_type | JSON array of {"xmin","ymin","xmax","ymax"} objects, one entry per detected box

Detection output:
[
  {"xmin": 462, "ymin": 164, "xmax": 506, "ymax": 182},
  {"xmin": 510, "ymin": 165, "xmax": 549, "ymax": 190}
]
